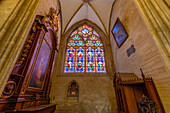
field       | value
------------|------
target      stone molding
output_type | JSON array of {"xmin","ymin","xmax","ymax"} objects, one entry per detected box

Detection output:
[{"xmin": 134, "ymin": 0, "xmax": 170, "ymax": 70}]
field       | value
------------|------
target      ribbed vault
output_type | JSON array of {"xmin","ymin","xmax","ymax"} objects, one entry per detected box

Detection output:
[{"xmin": 59, "ymin": 0, "xmax": 115, "ymax": 36}]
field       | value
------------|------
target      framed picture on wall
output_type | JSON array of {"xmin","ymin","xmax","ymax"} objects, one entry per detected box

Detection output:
[
  {"xmin": 111, "ymin": 18, "xmax": 128, "ymax": 48},
  {"xmin": 28, "ymin": 39, "xmax": 51, "ymax": 90}
]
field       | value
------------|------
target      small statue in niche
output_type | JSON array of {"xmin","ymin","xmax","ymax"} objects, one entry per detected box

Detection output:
[
  {"xmin": 68, "ymin": 81, "xmax": 79, "ymax": 96},
  {"xmin": 70, "ymin": 83, "xmax": 77, "ymax": 95}
]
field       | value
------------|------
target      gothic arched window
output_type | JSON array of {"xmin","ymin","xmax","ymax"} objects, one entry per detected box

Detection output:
[{"xmin": 64, "ymin": 25, "xmax": 106, "ymax": 73}]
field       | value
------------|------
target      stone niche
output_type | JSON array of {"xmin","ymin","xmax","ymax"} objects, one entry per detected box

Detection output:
[{"xmin": 67, "ymin": 81, "xmax": 79, "ymax": 103}]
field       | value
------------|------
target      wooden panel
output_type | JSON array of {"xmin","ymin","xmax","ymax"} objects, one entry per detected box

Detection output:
[
  {"xmin": 123, "ymin": 86, "xmax": 138, "ymax": 113},
  {"xmin": 133, "ymin": 84, "xmax": 147, "ymax": 102},
  {"xmin": 145, "ymin": 79, "xmax": 165, "ymax": 113},
  {"xmin": 0, "ymin": 14, "xmax": 58, "ymax": 112},
  {"xmin": 116, "ymin": 88, "xmax": 125, "ymax": 113},
  {"xmin": 114, "ymin": 72, "xmax": 165, "ymax": 113}
]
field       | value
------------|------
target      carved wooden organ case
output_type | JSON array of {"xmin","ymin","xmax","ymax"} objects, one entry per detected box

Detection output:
[{"xmin": 0, "ymin": 10, "xmax": 59, "ymax": 111}]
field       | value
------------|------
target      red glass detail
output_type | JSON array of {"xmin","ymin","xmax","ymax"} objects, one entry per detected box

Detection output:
[{"xmin": 68, "ymin": 64, "xmax": 70, "ymax": 69}]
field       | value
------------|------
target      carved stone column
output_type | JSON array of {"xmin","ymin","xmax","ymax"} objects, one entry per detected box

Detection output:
[{"xmin": 134, "ymin": 0, "xmax": 170, "ymax": 69}]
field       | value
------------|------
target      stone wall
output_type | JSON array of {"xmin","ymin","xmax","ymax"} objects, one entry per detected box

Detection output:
[
  {"xmin": 50, "ymin": 20, "xmax": 117, "ymax": 113},
  {"xmin": 36, "ymin": 0, "xmax": 58, "ymax": 16},
  {"xmin": 110, "ymin": 0, "xmax": 170, "ymax": 112},
  {"xmin": 50, "ymin": 76, "xmax": 117, "ymax": 113}
]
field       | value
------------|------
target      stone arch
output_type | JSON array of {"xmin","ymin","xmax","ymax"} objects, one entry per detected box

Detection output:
[{"xmin": 56, "ymin": 19, "xmax": 115, "ymax": 75}]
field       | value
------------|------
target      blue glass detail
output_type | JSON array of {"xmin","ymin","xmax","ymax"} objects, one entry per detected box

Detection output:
[
  {"xmin": 82, "ymin": 29, "xmax": 89, "ymax": 34},
  {"xmin": 75, "ymin": 41, "xmax": 78, "ymax": 43},
  {"xmin": 65, "ymin": 47, "xmax": 75, "ymax": 72}
]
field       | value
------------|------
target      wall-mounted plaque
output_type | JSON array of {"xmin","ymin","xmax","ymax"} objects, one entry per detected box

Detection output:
[{"xmin": 127, "ymin": 44, "xmax": 136, "ymax": 57}]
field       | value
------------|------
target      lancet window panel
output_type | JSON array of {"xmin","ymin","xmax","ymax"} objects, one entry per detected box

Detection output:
[
  {"xmin": 64, "ymin": 47, "xmax": 75, "ymax": 73},
  {"xmin": 75, "ymin": 47, "xmax": 85, "ymax": 72},
  {"xmin": 64, "ymin": 25, "xmax": 106, "ymax": 73}
]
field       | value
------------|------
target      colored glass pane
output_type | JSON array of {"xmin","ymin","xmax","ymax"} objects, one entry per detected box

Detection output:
[
  {"xmin": 75, "ymin": 47, "xmax": 85, "ymax": 72},
  {"xmin": 71, "ymin": 30, "xmax": 77, "ymax": 37},
  {"xmin": 95, "ymin": 47, "xmax": 106, "ymax": 72},
  {"xmin": 86, "ymin": 47, "xmax": 95, "ymax": 72},
  {"xmin": 64, "ymin": 47, "xmax": 75, "ymax": 72},
  {"xmin": 82, "ymin": 28, "xmax": 89, "ymax": 34},
  {"xmin": 93, "ymin": 31, "xmax": 99, "ymax": 37}
]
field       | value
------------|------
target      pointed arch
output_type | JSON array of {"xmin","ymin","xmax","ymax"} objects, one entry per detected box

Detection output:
[
  {"xmin": 56, "ymin": 19, "xmax": 115, "ymax": 75},
  {"xmin": 64, "ymin": 21, "xmax": 106, "ymax": 73},
  {"xmin": 64, "ymin": 19, "xmax": 107, "ymax": 42},
  {"xmin": 63, "ymin": 3, "xmax": 84, "ymax": 34}
]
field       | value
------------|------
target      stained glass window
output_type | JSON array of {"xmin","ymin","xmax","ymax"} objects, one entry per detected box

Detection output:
[
  {"xmin": 64, "ymin": 25, "xmax": 106, "ymax": 73},
  {"xmin": 64, "ymin": 47, "xmax": 75, "ymax": 73}
]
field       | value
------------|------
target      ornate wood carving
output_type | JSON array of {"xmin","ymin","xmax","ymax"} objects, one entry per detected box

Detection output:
[
  {"xmin": 137, "ymin": 95, "xmax": 162, "ymax": 113},
  {"xmin": 1, "ymin": 81, "xmax": 16, "ymax": 99},
  {"xmin": 0, "ymin": 8, "xmax": 59, "ymax": 112}
]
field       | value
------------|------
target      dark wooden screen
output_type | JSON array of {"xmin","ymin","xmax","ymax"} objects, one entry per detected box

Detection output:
[{"xmin": 113, "ymin": 70, "xmax": 165, "ymax": 113}]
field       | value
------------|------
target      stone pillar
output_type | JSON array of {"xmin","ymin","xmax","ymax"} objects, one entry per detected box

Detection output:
[
  {"xmin": 0, "ymin": 0, "xmax": 41, "ymax": 95},
  {"xmin": 134, "ymin": 0, "xmax": 170, "ymax": 69},
  {"xmin": 105, "ymin": 38, "xmax": 115, "ymax": 76}
]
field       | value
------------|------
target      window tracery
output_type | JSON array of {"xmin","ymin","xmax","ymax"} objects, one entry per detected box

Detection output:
[{"xmin": 64, "ymin": 25, "xmax": 106, "ymax": 73}]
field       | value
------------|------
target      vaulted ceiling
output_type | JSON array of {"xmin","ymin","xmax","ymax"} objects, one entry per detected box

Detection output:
[{"xmin": 59, "ymin": 0, "xmax": 115, "ymax": 36}]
